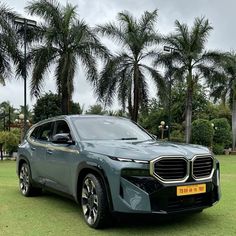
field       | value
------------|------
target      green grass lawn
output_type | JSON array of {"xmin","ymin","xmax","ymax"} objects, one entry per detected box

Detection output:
[{"xmin": 0, "ymin": 156, "xmax": 236, "ymax": 236}]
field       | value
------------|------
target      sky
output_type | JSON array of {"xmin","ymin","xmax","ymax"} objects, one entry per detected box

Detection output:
[{"xmin": 0, "ymin": 0, "xmax": 236, "ymax": 111}]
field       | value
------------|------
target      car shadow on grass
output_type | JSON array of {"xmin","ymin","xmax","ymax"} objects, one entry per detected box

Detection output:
[{"xmin": 33, "ymin": 190, "xmax": 217, "ymax": 231}]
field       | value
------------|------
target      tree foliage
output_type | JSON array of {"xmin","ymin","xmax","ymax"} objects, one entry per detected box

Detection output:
[
  {"xmin": 211, "ymin": 118, "xmax": 231, "ymax": 148},
  {"xmin": 207, "ymin": 52, "xmax": 236, "ymax": 150},
  {"xmin": 85, "ymin": 104, "xmax": 106, "ymax": 115},
  {"xmin": 33, "ymin": 92, "xmax": 82, "ymax": 123},
  {"xmin": 155, "ymin": 17, "xmax": 223, "ymax": 143},
  {"xmin": 192, "ymin": 119, "xmax": 214, "ymax": 147},
  {"xmin": 26, "ymin": 0, "xmax": 108, "ymax": 114},
  {"xmin": 0, "ymin": 129, "xmax": 19, "ymax": 154},
  {"xmin": 0, "ymin": 4, "xmax": 22, "ymax": 85},
  {"xmin": 96, "ymin": 9, "xmax": 164, "ymax": 122},
  {"xmin": 0, "ymin": 2, "xmax": 234, "ymax": 148}
]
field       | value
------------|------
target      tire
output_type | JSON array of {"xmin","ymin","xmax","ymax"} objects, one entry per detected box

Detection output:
[
  {"xmin": 81, "ymin": 173, "xmax": 110, "ymax": 228},
  {"xmin": 19, "ymin": 162, "xmax": 41, "ymax": 197}
]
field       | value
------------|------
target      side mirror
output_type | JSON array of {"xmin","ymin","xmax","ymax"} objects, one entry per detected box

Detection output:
[{"xmin": 52, "ymin": 133, "xmax": 75, "ymax": 145}]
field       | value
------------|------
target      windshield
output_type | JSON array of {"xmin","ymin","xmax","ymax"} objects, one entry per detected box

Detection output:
[{"xmin": 71, "ymin": 117, "xmax": 152, "ymax": 141}]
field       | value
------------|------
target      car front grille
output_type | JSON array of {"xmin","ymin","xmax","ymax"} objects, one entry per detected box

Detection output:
[
  {"xmin": 152, "ymin": 157, "xmax": 188, "ymax": 182},
  {"xmin": 192, "ymin": 155, "xmax": 213, "ymax": 179}
]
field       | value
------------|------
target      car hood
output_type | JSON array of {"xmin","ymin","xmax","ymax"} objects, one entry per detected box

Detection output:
[{"xmin": 81, "ymin": 140, "xmax": 211, "ymax": 161}]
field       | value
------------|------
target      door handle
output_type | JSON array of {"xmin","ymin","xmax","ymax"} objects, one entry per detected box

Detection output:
[{"xmin": 47, "ymin": 149, "xmax": 53, "ymax": 155}]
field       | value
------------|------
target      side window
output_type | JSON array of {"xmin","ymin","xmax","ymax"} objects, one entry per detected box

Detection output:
[
  {"xmin": 38, "ymin": 122, "xmax": 53, "ymax": 141},
  {"xmin": 54, "ymin": 120, "xmax": 71, "ymax": 135},
  {"xmin": 30, "ymin": 126, "xmax": 40, "ymax": 140}
]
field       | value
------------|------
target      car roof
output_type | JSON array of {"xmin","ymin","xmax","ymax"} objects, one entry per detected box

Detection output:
[{"xmin": 33, "ymin": 115, "xmax": 130, "ymax": 126}]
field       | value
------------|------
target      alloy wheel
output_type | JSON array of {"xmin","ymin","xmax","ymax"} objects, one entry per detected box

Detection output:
[
  {"xmin": 81, "ymin": 177, "xmax": 99, "ymax": 225},
  {"xmin": 19, "ymin": 164, "xmax": 30, "ymax": 195}
]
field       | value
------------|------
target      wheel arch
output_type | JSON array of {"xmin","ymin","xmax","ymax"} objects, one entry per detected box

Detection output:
[
  {"xmin": 75, "ymin": 163, "xmax": 113, "ymax": 211},
  {"xmin": 17, "ymin": 155, "xmax": 31, "ymax": 176}
]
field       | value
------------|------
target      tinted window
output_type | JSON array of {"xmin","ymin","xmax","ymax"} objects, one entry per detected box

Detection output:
[
  {"xmin": 54, "ymin": 120, "xmax": 70, "ymax": 135},
  {"xmin": 72, "ymin": 117, "xmax": 152, "ymax": 141},
  {"xmin": 30, "ymin": 126, "xmax": 40, "ymax": 139},
  {"xmin": 38, "ymin": 122, "xmax": 53, "ymax": 141}
]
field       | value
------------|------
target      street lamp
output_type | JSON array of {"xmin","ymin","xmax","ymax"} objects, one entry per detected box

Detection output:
[
  {"xmin": 163, "ymin": 45, "xmax": 178, "ymax": 141},
  {"xmin": 159, "ymin": 121, "xmax": 168, "ymax": 140},
  {"xmin": 15, "ymin": 114, "xmax": 30, "ymax": 142},
  {"xmin": 14, "ymin": 17, "xmax": 37, "ymax": 138}
]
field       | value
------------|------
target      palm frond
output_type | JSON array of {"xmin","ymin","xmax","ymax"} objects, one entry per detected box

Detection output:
[
  {"xmin": 63, "ymin": 3, "xmax": 77, "ymax": 29},
  {"xmin": 189, "ymin": 17, "xmax": 212, "ymax": 54},
  {"xmin": 174, "ymin": 20, "xmax": 190, "ymax": 47},
  {"xmin": 140, "ymin": 64, "xmax": 166, "ymax": 96},
  {"xmin": 26, "ymin": 0, "xmax": 62, "ymax": 29},
  {"xmin": 30, "ymin": 45, "xmax": 59, "ymax": 96},
  {"xmin": 95, "ymin": 23, "xmax": 125, "ymax": 45},
  {"xmin": 195, "ymin": 50, "xmax": 225, "ymax": 65},
  {"xmin": 139, "ymin": 9, "xmax": 158, "ymax": 32},
  {"xmin": 96, "ymin": 53, "xmax": 132, "ymax": 106}
]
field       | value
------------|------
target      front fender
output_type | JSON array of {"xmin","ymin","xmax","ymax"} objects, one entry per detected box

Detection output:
[{"xmin": 73, "ymin": 160, "xmax": 113, "ymax": 211}]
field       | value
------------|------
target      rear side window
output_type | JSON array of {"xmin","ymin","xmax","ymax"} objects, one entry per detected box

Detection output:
[{"xmin": 38, "ymin": 122, "xmax": 53, "ymax": 141}]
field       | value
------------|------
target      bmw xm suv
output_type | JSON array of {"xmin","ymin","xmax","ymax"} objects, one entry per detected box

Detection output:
[{"xmin": 17, "ymin": 115, "xmax": 221, "ymax": 228}]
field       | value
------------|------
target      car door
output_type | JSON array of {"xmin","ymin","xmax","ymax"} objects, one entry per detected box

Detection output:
[
  {"xmin": 44, "ymin": 119, "xmax": 79, "ymax": 194},
  {"xmin": 28, "ymin": 122, "xmax": 54, "ymax": 184}
]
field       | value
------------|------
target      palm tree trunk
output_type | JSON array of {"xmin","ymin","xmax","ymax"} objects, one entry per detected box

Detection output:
[
  {"xmin": 185, "ymin": 73, "xmax": 193, "ymax": 144},
  {"xmin": 128, "ymin": 92, "xmax": 133, "ymax": 118},
  {"xmin": 232, "ymin": 94, "xmax": 236, "ymax": 150},
  {"xmin": 61, "ymin": 87, "xmax": 69, "ymax": 115},
  {"xmin": 132, "ymin": 64, "xmax": 139, "ymax": 122}
]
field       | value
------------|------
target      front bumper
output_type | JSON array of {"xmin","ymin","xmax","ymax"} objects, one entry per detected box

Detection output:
[{"xmin": 110, "ymin": 162, "xmax": 221, "ymax": 214}]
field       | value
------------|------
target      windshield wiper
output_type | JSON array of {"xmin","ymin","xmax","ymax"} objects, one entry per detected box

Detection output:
[{"xmin": 118, "ymin": 137, "xmax": 138, "ymax": 140}]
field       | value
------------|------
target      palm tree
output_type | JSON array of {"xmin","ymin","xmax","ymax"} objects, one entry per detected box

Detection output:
[
  {"xmin": 96, "ymin": 10, "xmax": 164, "ymax": 122},
  {"xmin": 208, "ymin": 52, "xmax": 236, "ymax": 150},
  {"xmin": 0, "ymin": 4, "xmax": 20, "ymax": 85},
  {"xmin": 26, "ymin": 0, "xmax": 108, "ymax": 114},
  {"xmin": 155, "ymin": 17, "xmax": 223, "ymax": 143}
]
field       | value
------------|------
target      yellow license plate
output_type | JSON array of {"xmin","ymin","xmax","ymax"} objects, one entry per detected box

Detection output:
[{"xmin": 177, "ymin": 184, "xmax": 206, "ymax": 196}]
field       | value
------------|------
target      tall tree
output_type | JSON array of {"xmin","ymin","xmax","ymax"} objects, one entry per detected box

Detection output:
[
  {"xmin": 26, "ymin": 0, "xmax": 108, "ymax": 114},
  {"xmin": 155, "ymin": 17, "xmax": 223, "ymax": 143},
  {"xmin": 0, "ymin": 4, "xmax": 21, "ymax": 85},
  {"xmin": 96, "ymin": 10, "xmax": 164, "ymax": 122},
  {"xmin": 208, "ymin": 52, "xmax": 236, "ymax": 150}
]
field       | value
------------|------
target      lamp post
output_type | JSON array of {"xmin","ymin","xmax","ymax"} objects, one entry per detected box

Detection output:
[
  {"xmin": 15, "ymin": 114, "xmax": 29, "ymax": 142},
  {"xmin": 163, "ymin": 46, "xmax": 178, "ymax": 141},
  {"xmin": 159, "ymin": 121, "xmax": 168, "ymax": 140},
  {"xmin": 14, "ymin": 17, "xmax": 37, "ymax": 138}
]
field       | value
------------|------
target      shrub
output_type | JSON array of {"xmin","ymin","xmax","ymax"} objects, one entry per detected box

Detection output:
[
  {"xmin": 170, "ymin": 130, "xmax": 184, "ymax": 143},
  {"xmin": 192, "ymin": 119, "xmax": 214, "ymax": 146},
  {"xmin": 212, "ymin": 143, "xmax": 225, "ymax": 155},
  {"xmin": 0, "ymin": 131, "xmax": 19, "ymax": 155},
  {"xmin": 211, "ymin": 118, "xmax": 231, "ymax": 148}
]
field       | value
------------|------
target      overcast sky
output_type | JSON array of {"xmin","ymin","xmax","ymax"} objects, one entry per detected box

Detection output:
[{"xmin": 0, "ymin": 0, "xmax": 235, "ymax": 111}]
